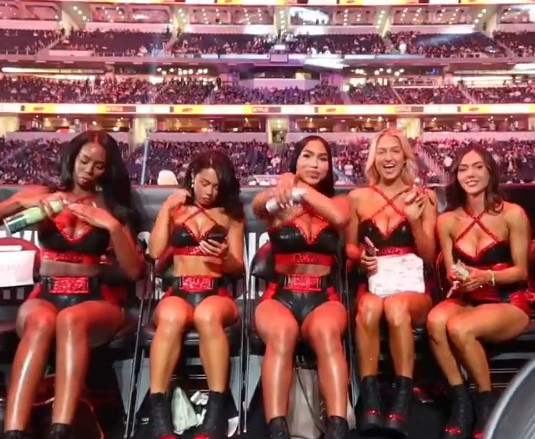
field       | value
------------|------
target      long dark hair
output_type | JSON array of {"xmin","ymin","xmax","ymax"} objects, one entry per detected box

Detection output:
[
  {"xmin": 446, "ymin": 145, "xmax": 504, "ymax": 213},
  {"xmin": 289, "ymin": 135, "xmax": 335, "ymax": 197},
  {"xmin": 57, "ymin": 130, "xmax": 138, "ymax": 229},
  {"xmin": 182, "ymin": 150, "xmax": 244, "ymax": 221}
]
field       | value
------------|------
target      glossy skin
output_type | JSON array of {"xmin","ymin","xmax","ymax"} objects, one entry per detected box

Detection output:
[
  {"xmin": 346, "ymin": 132, "xmax": 436, "ymax": 381},
  {"xmin": 149, "ymin": 165, "xmax": 243, "ymax": 399},
  {"xmin": 253, "ymin": 139, "xmax": 350, "ymax": 422},
  {"xmin": 428, "ymin": 150, "xmax": 530, "ymax": 395},
  {"xmin": 0, "ymin": 139, "xmax": 143, "ymax": 432}
]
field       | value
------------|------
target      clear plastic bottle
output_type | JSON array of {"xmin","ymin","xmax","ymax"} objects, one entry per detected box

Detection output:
[{"xmin": 265, "ymin": 188, "xmax": 306, "ymax": 214}]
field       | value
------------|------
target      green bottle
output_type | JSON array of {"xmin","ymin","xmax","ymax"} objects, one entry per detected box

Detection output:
[{"xmin": 3, "ymin": 200, "xmax": 66, "ymax": 235}]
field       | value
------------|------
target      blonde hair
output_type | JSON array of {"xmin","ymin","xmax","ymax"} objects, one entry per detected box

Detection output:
[{"xmin": 364, "ymin": 128, "xmax": 418, "ymax": 185}]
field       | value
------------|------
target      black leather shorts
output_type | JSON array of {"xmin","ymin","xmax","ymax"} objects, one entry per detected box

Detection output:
[
  {"xmin": 261, "ymin": 274, "xmax": 339, "ymax": 324},
  {"xmin": 165, "ymin": 276, "xmax": 231, "ymax": 307}
]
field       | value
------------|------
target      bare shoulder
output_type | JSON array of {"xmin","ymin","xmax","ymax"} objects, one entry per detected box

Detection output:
[
  {"xmin": 348, "ymin": 186, "xmax": 369, "ymax": 202},
  {"xmin": 503, "ymin": 201, "xmax": 528, "ymax": 223},
  {"xmin": 12, "ymin": 185, "xmax": 50, "ymax": 200},
  {"xmin": 437, "ymin": 210, "xmax": 455, "ymax": 232},
  {"xmin": 332, "ymin": 194, "xmax": 349, "ymax": 208}
]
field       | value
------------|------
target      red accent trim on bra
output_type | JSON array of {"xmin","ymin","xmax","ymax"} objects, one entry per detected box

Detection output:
[
  {"xmin": 453, "ymin": 209, "xmax": 502, "ymax": 260},
  {"xmin": 172, "ymin": 206, "xmax": 227, "ymax": 243},
  {"xmin": 269, "ymin": 217, "xmax": 334, "ymax": 246},
  {"xmin": 41, "ymin": 249, "xmax": 101, "ymax": 265},
  {"xmin": 172, "ymin": 246, "xmax": 205, "ymax": 256},
  {"xmin": 275, "ymin": 253, "xmax": 334, "ymax": 266},
  {"xmin": 361, "ymin": 186, "xmax": 411, "ymax": 238}
]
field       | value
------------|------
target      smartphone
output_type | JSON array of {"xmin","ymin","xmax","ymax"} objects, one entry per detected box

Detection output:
[
  {"xmin": 209, "ymin": 226, "xmax": 227, "ymax": 244},
  {"xmin": 364, "ymin": 236, "xmax": 377, "ymax": 257}
]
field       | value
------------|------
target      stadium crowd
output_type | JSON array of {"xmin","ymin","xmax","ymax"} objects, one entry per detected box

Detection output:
[
  {"xmin": 4, "ymin": 28, "xmax": 535, "ymax": 58},
  {"xmin": 2, "ymin": 75, "xmax": 535, "ymax": 106},
  {"xmin": 1, "ymin": 136, "xmax": 533, "ymax": 186}
]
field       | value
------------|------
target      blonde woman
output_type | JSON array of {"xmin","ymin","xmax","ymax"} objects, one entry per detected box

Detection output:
[{"xmin": 345, "ymin": 129, "xmax": 437, "ymax": 437}]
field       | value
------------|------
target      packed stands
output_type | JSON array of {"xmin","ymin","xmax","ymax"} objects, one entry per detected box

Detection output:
[
  {"xmin": 210, "ymin": 84, "xmax": 344, "ymax": 105},
  {"xmin": 421, "ymin": 138, "xmax": 535, "ymax": 183},
  {"xmin": 389, "ymin": 31, "xmax": 504, "ymax": 57},
  {"xmin": 3, "ymin": 135, "xmax": 534, "ymax": 186},
  {"xmin": 0, "ymin": 28, "xmax": 59, "ymax": 54},
  {"xmin": 55, "ymin": 30, "xmax": 172, "ymax": 56},
  {"xmin": 3, "ymin": 75, "xmax": 535, "ymax": 106},
  {"xmin": 493, "ymin": 32, "xmax": 535, "ymax": 58},
  {"xmin": 171, "ymin": 33, "xmax": 273, "ymax": 55},
  {"xmin": 6, "ymin": 28, "xmax": 528, "ymax": 59},
  {"xmin": 283, "ymin": 34, "xmax": 386, "ymax": 55}
]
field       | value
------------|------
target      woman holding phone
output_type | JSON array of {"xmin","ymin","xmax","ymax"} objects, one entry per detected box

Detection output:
[
  {"xmin": 345, "ymin": 129, "xmax": 437, "ymax": 437},
  {"xmin": 148, "ymin": 151, "xmax": 245, "ymax": 439},
  {"xmin": 428, "ymin": 146, "xmax": 530, "ymax": 439}
]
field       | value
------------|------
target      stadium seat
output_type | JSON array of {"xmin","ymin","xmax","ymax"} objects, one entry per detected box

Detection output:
[{"xmin": 125, "ymin": 249, "xmax": 245, "ymax": 438}]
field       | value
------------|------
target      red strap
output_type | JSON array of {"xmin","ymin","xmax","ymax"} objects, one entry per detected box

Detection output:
[
  {"xmin": 173, "ymin": 205, "xmax": 225, "ymax": 243},
  {"xmin": 368, "ymin": 186, "xmax": 410, "ymax": 220},
  {"xmin": 455, "ymin": 209, "xmax": 500, "ymax": 244}
]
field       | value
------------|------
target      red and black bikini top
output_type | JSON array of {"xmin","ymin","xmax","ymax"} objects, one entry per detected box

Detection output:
[
  {"xmin": 358, "ymin": 186, "xmax": 415, "ymax": 251},
  {"xmin": 170, "ymin": 207, "xmax": 228, "ymax": 257},
  {"xmin": 452, "ymin": 208, "xmax": 511, "ymax": 267},
  {"xmin": 38, "ymin": 195, "xmax": 110, "ymax": 259},
  {"xmin": 268, "ymin": 206, "xmax": 339, "ymax": 266}
]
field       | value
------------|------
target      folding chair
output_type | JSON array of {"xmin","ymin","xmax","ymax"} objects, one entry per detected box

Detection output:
[{"xmin": 125, "ymin": 249, "xmax": 245, "ymax": 437}]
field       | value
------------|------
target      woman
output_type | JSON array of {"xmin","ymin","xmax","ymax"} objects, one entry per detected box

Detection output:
[
  {"xmin": 0, "ymin": 131, "xmax": 144, "ymax": 439},
  {"xmin": 427, "ymin": 146, "xmax": 530, "ymax": 439},
  {"xmin": 148, "ymin": 151, "xmax": 244, "ymax": 439},
  {"xmin": 345, "ymin": 129, "xmax": 437, "ymax": 437},
  {"xmin": 252, "ymin": 135, "xmax": 350, "ymax": 439}
]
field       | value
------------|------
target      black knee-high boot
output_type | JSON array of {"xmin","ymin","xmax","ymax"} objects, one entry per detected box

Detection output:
[
  {"xmin": 47, "ymin": 423, "xmax": 73, "ymax": 439},
  {"xmin": 325, "ymin": 416, "xmax": 349, "ymax": 439},
  {"xmin": 267, "ymin": 417, "xmax": 290, "ymax": 439},
  {"xmin": 149, "ymin": 393, "xmax": 176, "ymax": 439},
  {"xmin": 472, "ymin": 391, "xmax": 495, "ymax": 439},
  {"xmin": 384, "ymin": 376, "xmax": 413, "ymax": 437},
  {"xmin": 194, "ymin": 391, "xmax": 228, "ymax": 439},
  {"xmin": 358, "ymin": 375, "xmax": 383, "ymax": 433},
  {"xmin": 442, "ymin": 384, "xmax": 473, "ymax": 439},
  {"xmin": 2, "ymin": 431, "xmax": 31, "ymax": 439}
]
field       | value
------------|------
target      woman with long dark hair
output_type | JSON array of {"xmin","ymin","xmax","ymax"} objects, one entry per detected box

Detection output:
[
  {"xmin": 0, "ymin": 130, "xmax": 144, "ymax": 439},
  {"xmin": 252, "ymin": 136, "xmax": 350, "ymax": 439},
  {"xmin": 428, "ymin": 146, "xmax": 530, "ymax": 439},
  {"xmin": 345, "ymin": 129, "xmax": 437, "ymax": 437},
  {"xmin": 148, "ymin": 150, "xmax": 245, "ymax": 439}
]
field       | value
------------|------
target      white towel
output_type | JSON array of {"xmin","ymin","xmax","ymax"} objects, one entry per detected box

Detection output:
[{"xmin": 368, "ymin": 253, "xmax": 426, "ymax": 298}]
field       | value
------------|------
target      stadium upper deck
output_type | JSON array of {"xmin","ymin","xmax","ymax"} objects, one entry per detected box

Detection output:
[
  {"xmin": 0, "ymin": 1, "xmax": 534, "ymax": 133},
  {"xmin": 0, "ymin": 1, "xmax": 534, "ymax": 65}
]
